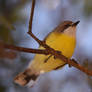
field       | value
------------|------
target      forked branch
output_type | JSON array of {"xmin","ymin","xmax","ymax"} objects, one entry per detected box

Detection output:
[
  {"xmin": 27, "ymin": 0, "xmax": 92, "ymax": 76},
  {"xmin": 1, "ymin": 0, "xmax": 92, "ymax": 76}
]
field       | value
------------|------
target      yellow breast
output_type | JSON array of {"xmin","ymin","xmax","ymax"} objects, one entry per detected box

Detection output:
[
  {"xmin": 46, "ymin": 32, "xmax": 76, "ymax": 57},
  {"xmin": 30, "ymin": 32, "xmax": 76, "ymax": 72}
]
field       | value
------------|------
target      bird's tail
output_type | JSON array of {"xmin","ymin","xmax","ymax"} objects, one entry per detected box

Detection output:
[{"xmin": 14, "ymin": 68, "xmax": 39, "ymax": 87}]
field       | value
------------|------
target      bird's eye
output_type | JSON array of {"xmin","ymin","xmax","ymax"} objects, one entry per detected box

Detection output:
[{"xmin": 65, "ymin": 24, "xmax": 71, "ymax": 27}]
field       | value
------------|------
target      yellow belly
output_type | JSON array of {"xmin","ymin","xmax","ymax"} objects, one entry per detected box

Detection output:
[{"xmin": 30, "ymin": 32, "xmax": 76, "ymax": 72}]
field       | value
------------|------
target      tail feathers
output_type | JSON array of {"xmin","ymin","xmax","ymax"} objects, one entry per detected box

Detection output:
[{"xmin": 14, "ymin": 69, "xmax": 39, "ymax": 87}]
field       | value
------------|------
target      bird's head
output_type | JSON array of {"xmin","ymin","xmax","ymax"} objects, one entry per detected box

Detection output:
[{"xmin": 54, "ymin": 20, "xmax": 80, "ymax": 37}]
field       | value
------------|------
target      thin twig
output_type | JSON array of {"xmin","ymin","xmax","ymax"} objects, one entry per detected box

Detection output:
[
  {"xmin": 28, "ymin": 0, "xmax": 45, "ymax": 46},
  {"xmin": 0, "ymin": 42, "xmax": 49, "ymax": 55},
  {"xmin": 28, "ymin": 0, "xmax": 54, "ymax": 50},
  {"xmin": 28, "ymin": 0, "xmax": 35, "ymax": 33}
]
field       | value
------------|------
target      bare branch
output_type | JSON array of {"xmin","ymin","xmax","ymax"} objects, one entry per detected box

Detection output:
[
  {"xmin": 28, "ymin": 0, "xmax": 35, "ymax": 33},
  {"xmin": 27, "ymin": 0, "xmax": 92, "ymax": 76},
  {"xmin": 1, "ymin": 41, "xmax": 92, "ymax": 76},
  {"xmin": 28, "ymin": 0, "xmax": 53, "ymax": 50},
  {"xmin": 0, "ymin": 42, "xmax": 49, "ymax": 55},
  {"xmin": 28, "ymin": 0, "xmax": 44, "ymax": 46},
  {"xmin": 0, "ymin": 0, "xmax": 92, "ymax": 76}
]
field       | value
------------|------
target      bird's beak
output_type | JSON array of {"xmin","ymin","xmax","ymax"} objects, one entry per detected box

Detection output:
[{"xmin": 72, "ymin": 21, "xmax": 80, "ymax": 26}]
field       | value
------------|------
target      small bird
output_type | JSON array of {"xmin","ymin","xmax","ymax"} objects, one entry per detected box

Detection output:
[{"xmin": 14, "ymin": 20, "xmax": 80, "ymax": 87}]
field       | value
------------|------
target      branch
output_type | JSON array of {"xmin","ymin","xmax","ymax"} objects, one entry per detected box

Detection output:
[
  {"xmin": 28, "ymin": 0, "xmax": 53, "ymax": 50},
  {"xmin": 27, "ymin": 0, "xmax": 92, "ymax": 76},
  {"xmin": 1, "ymin": 41, "xmax": 92, "ymax": 76},
  {"xmin": 0, "ymin": 0, "xmax": 92, "ymax": 76},
  {"xmin": 0, "ymin": 42, "xmax": 49, "ymax": 55},
  {"xmin": 28, "ymin": 0, "xmax": 35, "ymax": 33}
]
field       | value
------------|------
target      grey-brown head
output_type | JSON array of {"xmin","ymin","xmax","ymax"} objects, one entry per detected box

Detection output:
[
  {"xmin": 54, "ymin": 20, "xmax": 80, "ymax": 37},
  {"xmin": 54, "ymin": 21, "xmax": 80, "ymax": 32}
]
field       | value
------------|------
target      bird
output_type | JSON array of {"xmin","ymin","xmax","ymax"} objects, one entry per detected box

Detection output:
[{"xmin": 14, "ymin": 20, "xmax": 80, "ymax": 87}]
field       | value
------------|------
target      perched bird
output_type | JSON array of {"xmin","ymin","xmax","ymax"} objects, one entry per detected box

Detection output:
[{"xmin": 14, "ymin": 20, "xmax": 80, "ymax": 87}]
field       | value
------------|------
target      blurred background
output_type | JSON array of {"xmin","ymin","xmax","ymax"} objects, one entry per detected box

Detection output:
[{"xmin": 0, "ymin": 0, "xmax": 92, "ymax": 92}]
